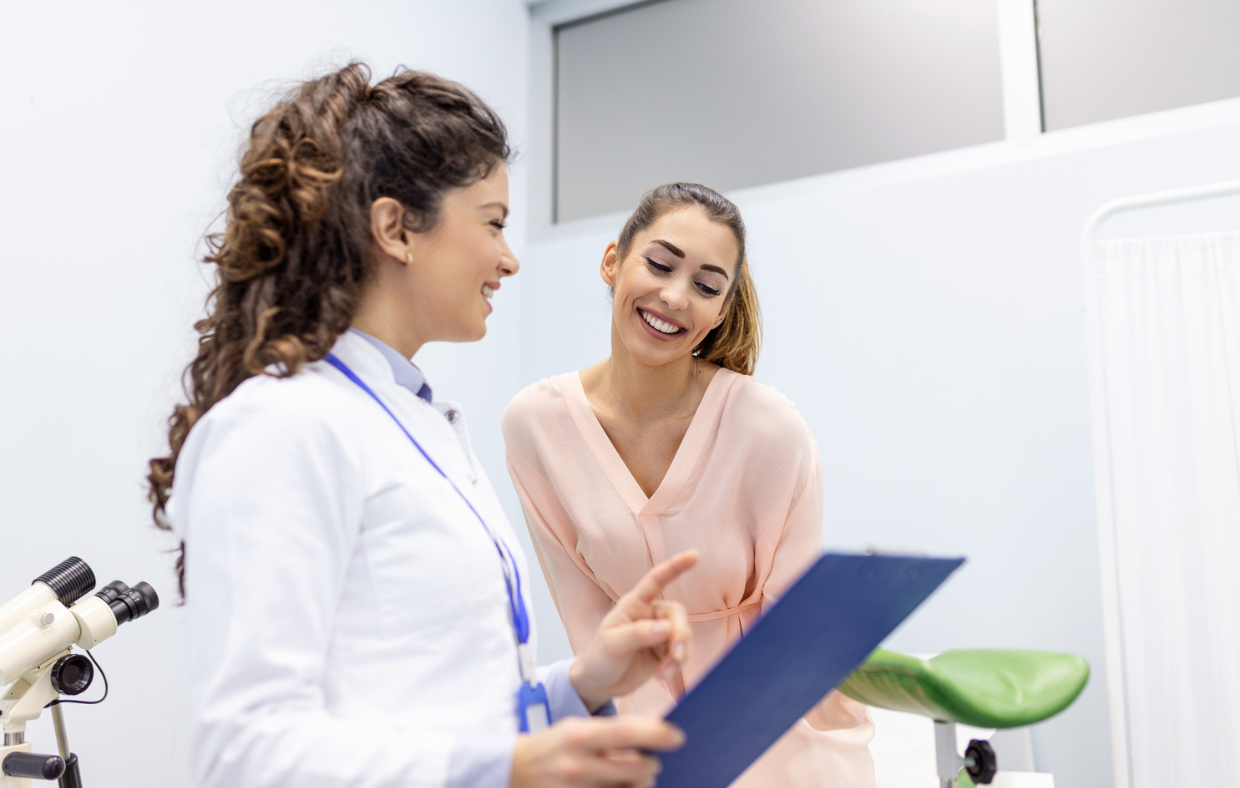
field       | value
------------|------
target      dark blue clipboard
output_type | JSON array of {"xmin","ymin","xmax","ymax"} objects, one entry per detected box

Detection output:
[{"xmin": 658, "ymin": 552, "xmax": 963, "ymax": 787}]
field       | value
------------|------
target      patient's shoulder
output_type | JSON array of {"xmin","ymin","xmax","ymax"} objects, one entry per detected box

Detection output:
[
  {"xmin": 502, "ymin": 374, "xmax": 572, "ymax": 444},
  {"xmin": 721, "ymin": 371, "xmax": 816, "ymax": 454}
]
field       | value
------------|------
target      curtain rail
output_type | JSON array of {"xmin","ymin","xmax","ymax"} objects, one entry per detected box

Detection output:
[{"xmin": 1084, "ymin": 178, "xmax": 1240, "ymax": 246}]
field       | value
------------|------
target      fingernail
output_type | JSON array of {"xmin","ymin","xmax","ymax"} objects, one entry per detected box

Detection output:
[
  {"xmin": 674, "ymin": 642, "xmax": 686, "ymax": 661},
  {"xmin": 654, "ymin": 621, "xmax": 670, "ymax": 635}
]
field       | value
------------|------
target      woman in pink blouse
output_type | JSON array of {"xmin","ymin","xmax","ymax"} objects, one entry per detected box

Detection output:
[{"xmin": 502, "ymin": 183, "xmax": 874, "ymax": 787}]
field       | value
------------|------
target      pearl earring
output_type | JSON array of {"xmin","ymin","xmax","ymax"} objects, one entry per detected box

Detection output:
[{"xmin": 404, "ymin": 251, "xmax": 413, "ymax": 266}]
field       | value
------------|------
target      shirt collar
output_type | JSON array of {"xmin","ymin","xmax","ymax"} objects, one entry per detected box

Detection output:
[{"xmin": 348, "ymin": 328, "xmax": 433, "ymax": 403}]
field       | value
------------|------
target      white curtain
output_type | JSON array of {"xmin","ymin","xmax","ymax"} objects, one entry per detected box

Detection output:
[{"xmin": 1095, "ymin": 233, "xmax": 1240, "ymax": 788}]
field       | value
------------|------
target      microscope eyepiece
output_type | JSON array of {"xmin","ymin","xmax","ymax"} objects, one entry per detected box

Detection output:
[
  {"xmin": 102, "ymin": 581, "xmax": 159, "ymax": 625},
  {"xmin": 94, "ymin": 580, "xmax": 129, "ymax": 605},
  {"xmin": 32, "ymin": 557, "xmax": 96, "ymax": 606}
]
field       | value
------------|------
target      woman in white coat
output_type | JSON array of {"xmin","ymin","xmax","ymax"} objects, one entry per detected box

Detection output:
[{"xmin": 148, "ymin": 63, "xmax": 694, "ymax": 788}]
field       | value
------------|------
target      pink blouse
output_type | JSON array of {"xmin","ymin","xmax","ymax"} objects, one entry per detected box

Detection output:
[{"xmin": 502, "ymin": 368, "xmax": 875, "ymax": 788}]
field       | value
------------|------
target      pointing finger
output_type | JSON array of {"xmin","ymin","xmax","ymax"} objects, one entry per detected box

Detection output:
[{"xmin": 619, "ymin": 550, "xmax": 699, "ymax": 611}]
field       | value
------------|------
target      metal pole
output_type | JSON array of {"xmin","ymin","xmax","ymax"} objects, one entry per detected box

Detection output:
[
  {"xmin": 51, "ymin": 705, "xmax": 70, "ymax": 761},
  {"xmin": 935, "ymin": 720, "xmax": 960, "ymax": 787}
]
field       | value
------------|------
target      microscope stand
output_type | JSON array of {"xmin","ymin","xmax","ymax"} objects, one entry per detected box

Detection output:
[{"xmin": 1, "ymin": 652, "xmax": 71, "ymax": 787}]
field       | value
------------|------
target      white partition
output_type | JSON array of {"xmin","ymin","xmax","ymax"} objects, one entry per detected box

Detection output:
[{"xmin": 1086, "ymin": 230, "xmax": 1240, "ymax": 787}]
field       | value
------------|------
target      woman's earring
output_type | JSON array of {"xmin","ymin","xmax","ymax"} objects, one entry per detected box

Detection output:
[{"xmin": 404, "ymin": 251, "xmax": 413, "ymax": 266}]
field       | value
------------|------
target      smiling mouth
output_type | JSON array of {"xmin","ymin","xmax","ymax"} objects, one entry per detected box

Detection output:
[{"xmin": 638, "ymin": 308, "xmax": 684, "ymax": 335}]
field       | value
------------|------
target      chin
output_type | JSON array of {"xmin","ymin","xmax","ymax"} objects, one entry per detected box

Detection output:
[
  {"xmin": 452, "ymin": 330, "xmax": 486, "ymax": 344},
  {"xmin": 626, "ymin": 334, "xmax": 689, "ymax": 366},
  {"xmin": 440, "ymin": 320, "xmax": 488, "ymax": 344}
]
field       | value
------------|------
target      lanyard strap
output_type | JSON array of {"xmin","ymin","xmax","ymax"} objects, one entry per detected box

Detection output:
[{"xmin": 324, "ymin": 353, "xmax": 533, "ymax": 649}]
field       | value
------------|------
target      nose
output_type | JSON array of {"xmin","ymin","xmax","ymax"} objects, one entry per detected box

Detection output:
[
  {"xmin": 498, "ymin": 235, "xmax": 520, "ymax": 278},
  {"xmin": 660, "ymin": 275, "xmax": 691, "ymax": 311}
]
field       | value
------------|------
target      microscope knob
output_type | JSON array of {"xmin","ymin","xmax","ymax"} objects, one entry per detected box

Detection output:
[
  {"xmin": 2, "ymin": 751, "xmax": 66, "ymax": 780},
  {"xmin": 50, "ymin": 653, "xmax": 93, "ymax": 695}
]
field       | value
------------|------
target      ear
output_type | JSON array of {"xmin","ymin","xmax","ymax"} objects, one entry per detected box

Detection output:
[
  {"xmin": 600, "ymin": 241, "xmax": 621, "ymax": 287},
  {"xmin": 370, "ymin": 197, "xmax": 411, "ymax": 264}
]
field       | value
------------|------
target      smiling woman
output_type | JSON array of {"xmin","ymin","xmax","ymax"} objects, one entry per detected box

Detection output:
[
  {"xmin": 503, "ymin": 183, "xmax": 876, "ymax": 788},
  {"xmin": 608, "ymin": 183, "xmax": 761, "ymax": 376}
]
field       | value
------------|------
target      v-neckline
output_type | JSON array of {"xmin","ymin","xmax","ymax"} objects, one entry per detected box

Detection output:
[{"xmin": 559, "ymin": 368, "xmax": 738, "ymax": 516}]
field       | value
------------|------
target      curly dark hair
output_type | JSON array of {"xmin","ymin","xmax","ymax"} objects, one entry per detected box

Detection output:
[{"xmin": 148, "ymin": 62, "xmax": 511, "ymax": 594}]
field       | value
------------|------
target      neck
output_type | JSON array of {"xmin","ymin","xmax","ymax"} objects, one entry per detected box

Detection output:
[
  {"xmin": 601, "ymin": 323, "xmax": 701, "ymax": 422},
  {"xmin": 351, "ymin": 284, "xmax": 424, "ymax": 359}
]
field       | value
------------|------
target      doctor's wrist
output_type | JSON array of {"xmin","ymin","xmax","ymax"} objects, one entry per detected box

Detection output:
[{"xmin": 567, "ymin": 659, "xmax": 611, "ymax": 714}]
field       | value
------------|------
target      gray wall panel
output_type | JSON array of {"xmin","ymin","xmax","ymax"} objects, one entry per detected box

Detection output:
[
  {"xmin": 555, "ymin": 0, "xmax": 1004, "ymax": 222},
  {"xmin": 1038, "ymin": 0, "xmax": 1240, "ymax": 130}
]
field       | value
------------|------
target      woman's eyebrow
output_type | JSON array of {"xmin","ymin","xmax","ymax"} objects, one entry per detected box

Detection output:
[
  {"xmin": 649, "ymin": 238, "xmax": 729, "ymax": 278},
  {"xmin": 651, "ymin": 239, "xmax": 685, "ymax": 258},
  {"xmin": 481, "ymin": 200, "xmax": 509, "ymax": 219}
]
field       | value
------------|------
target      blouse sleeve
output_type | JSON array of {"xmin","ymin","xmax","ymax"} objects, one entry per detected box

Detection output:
[
  {"xmin": 759, "ymin": 433, "xmax": 826, "ymax": 613},
  {"xmin": 175, "ymin": 398, "xmax": 470, "ymax": 788},
  {"xmin": 760, "ymin": 431, "xmax": 872, "ymax": 733},
  {"xmin": 505, "ymin": 450, "xmax": 614, "ymax": 655}
]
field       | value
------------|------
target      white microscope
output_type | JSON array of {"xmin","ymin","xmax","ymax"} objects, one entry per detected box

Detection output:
[{"xmin": 0, "ymin": 558, "xmax": 158, "ymax": 787}]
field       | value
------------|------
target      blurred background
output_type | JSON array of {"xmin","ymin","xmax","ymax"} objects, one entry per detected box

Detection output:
[{"xmin": 2, "ymin": 1, "xmax": 1238, "ymax": 786}]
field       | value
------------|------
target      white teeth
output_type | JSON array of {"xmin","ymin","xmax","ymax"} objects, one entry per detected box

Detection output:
[
  {"xmin": 640, "ymin": 309, "xmax": 680, "ymax": 335},
  {"xmin": 481, "ymin": 285, "xmax": 493, "ymax": 299}
]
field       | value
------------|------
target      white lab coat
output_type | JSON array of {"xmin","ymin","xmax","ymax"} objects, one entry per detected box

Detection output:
[{"xmin": 169, "ymin": 331, "xmax": 537, "ymax": 788}]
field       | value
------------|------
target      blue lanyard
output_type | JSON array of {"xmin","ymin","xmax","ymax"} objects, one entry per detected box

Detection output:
[{"xmin": 325, "ymin": 353, "xmax": 551, "ymax": 732}]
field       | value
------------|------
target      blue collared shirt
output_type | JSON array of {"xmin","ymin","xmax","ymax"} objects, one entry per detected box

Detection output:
[{"xmin": 350, "ymin": 328, "xmax": 433, "ymax": 403}]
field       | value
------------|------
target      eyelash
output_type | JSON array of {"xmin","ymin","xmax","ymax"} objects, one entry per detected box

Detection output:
[
  {"xmin": 645, "ymin": 257, "xmax": 721, "ymax": 297},
  {"xmin": 490, "ymin": 220, "xmax": 507, "ymax": 231}
]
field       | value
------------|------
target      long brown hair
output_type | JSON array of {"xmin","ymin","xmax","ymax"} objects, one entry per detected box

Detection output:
[
  {"xmin": 616, "ymin": 183, "xmax": 762, "ymax": 375},
  {"xmin": 148, "ymin": 63, "xmax": 511, "ymax": 593}
]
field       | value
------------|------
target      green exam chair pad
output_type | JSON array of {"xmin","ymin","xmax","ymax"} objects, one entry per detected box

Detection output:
[{"xmin": 838, "ymin": 648, "xmax": 1089, "ymax": 729}]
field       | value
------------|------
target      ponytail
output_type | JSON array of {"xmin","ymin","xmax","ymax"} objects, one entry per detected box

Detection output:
[{"xmin": 616, "ymin": 182, "xmax": 762, "ymax": 375}]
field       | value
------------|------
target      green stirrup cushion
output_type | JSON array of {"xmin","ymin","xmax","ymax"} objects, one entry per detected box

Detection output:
[{"xmin": 837, "ymin": 648, "xmax": 1089, "ymax": 728}]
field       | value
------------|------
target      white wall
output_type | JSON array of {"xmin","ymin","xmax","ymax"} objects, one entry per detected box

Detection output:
[
  {"xmin": 0, "ymin": 2, "xmax": 529, "ymax": 785},
  {"xmin": 513, "ymin": 115, "xmax": 1240, "ymax": 788}
]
